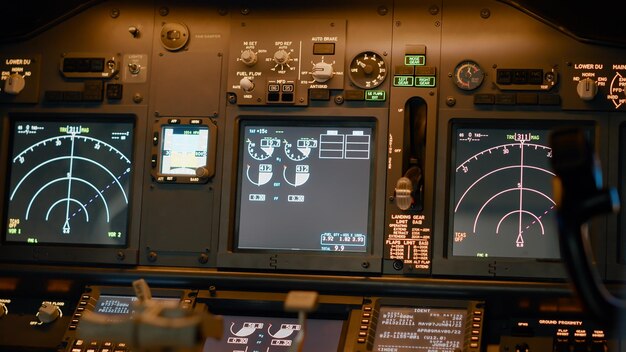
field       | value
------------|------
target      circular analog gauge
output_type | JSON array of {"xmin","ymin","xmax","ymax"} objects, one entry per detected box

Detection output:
[
  {"xmin": 284, "ymin": 137, "xmax": 318, "ymax": 161},
  {"xmin": 349, "ymin": 51, "xmax": 388, "ymax": 89},
  {"xmin": 246, "ymin": 136, "xmax": 280, "ymax": 161},
  {"xmin": 453, "ymin": 60, "xmax": 485, "ymax": 90}
]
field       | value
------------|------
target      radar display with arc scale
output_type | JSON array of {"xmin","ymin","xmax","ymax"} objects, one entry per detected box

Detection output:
[
  {"xmin": 450, "ymin": 123, "xmax": 566, "ymax": 259},
  {"xmin": 4, "ymin": 119, "xmax": 133, "ymax": 246}
]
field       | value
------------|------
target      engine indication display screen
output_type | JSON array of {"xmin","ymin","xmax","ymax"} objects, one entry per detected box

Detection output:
[
  {"xmin": 372, "ymin": 306, "xmax": 467, "ymax": 352},
  {"xmin": 449, "ymin": 122, "xmax": 576, "ymax": 259},
  {"xmin": 236, "ymin": 122, "xmax": 374, "ymax": 252},
  {"xmin": 160, "ymin": 125, "xmax": 209, "ymax": 175},
  {"xmin": 4, "ymin": 118, "xmax": 134, "ymax": 246},
  {"xmin": 202, "ymin": 315, "xmax": 343, "ymax": 352}
]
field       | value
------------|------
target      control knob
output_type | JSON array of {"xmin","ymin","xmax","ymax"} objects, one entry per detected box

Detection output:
[
  {"xmin": 3, "ymin": 73, "xmax": 25, "ymax": 95},
  {"xmin": 239, "ymin": 77, "xmax": 255, "ymax": 93},
  {"xmin": 576, "ymin": 77, "xmax": 598, "ymax": 101},
  {"xmin": 36, "ymin": 303, "xmax": 62, "ymax": 324},
  {"xmin": 273, "ymin": 49, "xmax": 291, "ymax": 65},
  {"xmin": 240, "ymin": 49, "xmax": 258, "ymax": 66},
  {"xmin": 311, "ymin": 61, "xmax": 334, "ymax": 83},
  {"xmin": 0, "ymin": 302, "xmax": 7, "ymax": 318}
]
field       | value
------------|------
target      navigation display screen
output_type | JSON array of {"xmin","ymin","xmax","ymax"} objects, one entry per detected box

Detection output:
[
  {"xmin": 372, "ymin": 306, "xmax": 467, "ymax": 351},
  {"xmin": 202, "ymin": 315, "xmax": 343, "ymax": 352},
  {"xmin": 449, "ymin": 121, "xmax": 586, "ymax": 259},
  {"xmin": 3, "ymin": 118, "xmax": 134, "ymax": 246},
  {"xmin": 160, "ymin": 125, "xmax": 209, "ymax": 175},
  {"xmin": 236, "ymin": 122, "xmax": 374, "ymax": 252}
]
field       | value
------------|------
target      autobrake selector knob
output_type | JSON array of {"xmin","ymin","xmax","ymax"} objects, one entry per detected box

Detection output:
[
  {"xmin": 311, "ymin": 61, "xmax": 334, "ymax": 83},
  {"xmin": 576, "ymin": 77, "xmax": 598, "ymax": 101}
]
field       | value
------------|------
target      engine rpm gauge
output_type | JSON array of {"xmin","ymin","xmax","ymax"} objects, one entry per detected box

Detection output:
[
  {"xmin": 246, "ymin": 136, "xmax": 280, "ymax": 161},
  {"xmin": 284, "ymin": 137, "xmax": 318, "ymax": 161},
  {"xmin": 348, "ymin": 51, "xmax": 388, "ymax": 89},
  {"xmin": 453, "ymin": 60, "xmax": 485, "ymax": 90}
]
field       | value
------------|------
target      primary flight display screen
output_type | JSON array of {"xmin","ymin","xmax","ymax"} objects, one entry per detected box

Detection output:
[
  {"xmin": 3, "ymin": 118, "xmax": 134, "ymax": 246},
  {"xmin": 449, "ymin": 121, "xmax": 573, "ymax": 259},
  {"xmin": 372, "ymin": 306, "xmax": 467, "ymax": 351},
  {"xmin": 160, "ymin": 125, "xmax": 209, "ymax": 175},
  {"xmin": 236, "ymin": 122, "xmax": 374, "ymax": 252}
]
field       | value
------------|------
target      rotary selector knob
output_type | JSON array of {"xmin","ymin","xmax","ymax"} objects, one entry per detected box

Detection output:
[
  {"xmin": 37, "ymin": 303, "xmax": 62, "ymax": 324},
  {"xmin": 240, "ymin": 49, "xmax": 258, "ymax": 67},
  {"xmin": 273, "ymin": 49, "xmax": 291, "ymax": 65},
  {"xmin": 576, "ymin": 77, "xmax": 598, "ymax": 101},
  {"xmin": 311, "ymin": 61, "xmax": 334, "ymax": 83},
  {"xmin": 4, "ymin": 73, "xmax": 26, "ymax": 95},
  {"xmin": 240, "ymin": 77, "xmax": 255, "ymax": 93}
]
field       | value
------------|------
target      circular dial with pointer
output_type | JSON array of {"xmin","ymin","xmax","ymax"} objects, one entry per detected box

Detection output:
[
  {"xmin": 284, "ymin": 137, "xmax": 318, "ymax": 161},
  {"xmin": 453, "ymin": 60, "xmax": 485, "ymax": 90},
  {"xmin": 349, "ymin": 51, "xmax": 388, "ymax": 89},
  {"xmin": 246, "ymin": 136, "xmax": 280, "ymax": 161}
]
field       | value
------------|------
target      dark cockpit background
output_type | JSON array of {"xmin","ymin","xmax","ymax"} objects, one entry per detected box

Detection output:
[{"xmin": 0, "ymin": 0, "xmax": 624, "ymax": 351}]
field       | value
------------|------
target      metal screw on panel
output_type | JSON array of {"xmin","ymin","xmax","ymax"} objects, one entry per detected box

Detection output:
[
  {"xmin": 227, "ymin": 93, "xmax": 237, "ymax": 104},
  {"xmin": 446, "ymin": 96, "xmax": 456, "ymax": 107},
  {"xmin": 117, "ymin": 251, "xmax": 125, "ymax": 261},
  {"xmin": 241, "ymin": 7, "xmax": 250, "ymax": 15},
  {"xmin": 389, "ymin": 196, "xmax": 394, "ymax": 202},
  {"xmin": 429, "ymin": 5, "xmax": 440, "ymax": 15},
  {"xmin": 212, "ymin": 111, "xmax": 218, "ymax": 118},
  {"xmin": 361, "ymin": 261, "xmax": 370, "ymax": 269},
  {"xmin": 148, "ymin": 251, "xmax": 158, "ymax": 262},
  {"xmin": 209, "ymin": 286, "xmax": 217, "ymax": 297},
  {"xmin": 435, "ymin": 20, "xmax": 441, "ymax": 27},
  {"xmin": 377, "ymin": 5, "xmax": 388, "ymax": 16},
  {"xmin": 395, "ymin": 20, "xmax": 401, "ymax": 27},
  {"xmin": 159, "ymin": 7, "xmax": 169, "ymax": 16},
  {"xmin": 133, "ymin": 93, "xmax": 143, "ymax": 103},
  {"xmin": 480, "ymin": 8, "xmax": 491, "ymax": 19},
  {"xmin": 392, "ymin": 260, "xmax": 404, "ymax": 271},
  {"xmin": 334, "ymin": 95, "xmax": 344, "ymax": 105},
  {"xmin": 429, "ymin": 90, "xmax": 435, "ymax": 96},
  {"xmin": 110, "ymin": 8, "xmax": 120, "ymax": 18},
  {"xmin": 199, "ymin": 253, "xmax": 209, "ymax": 264}
]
